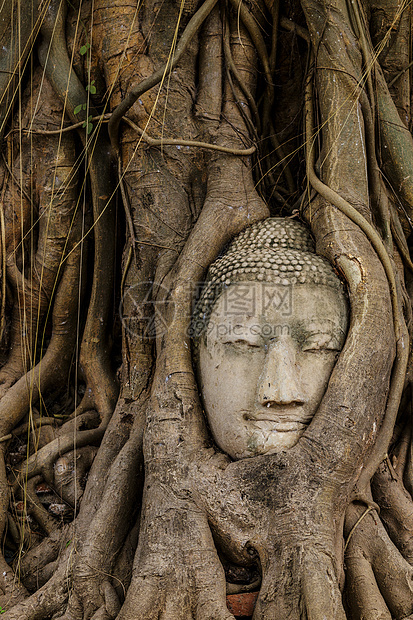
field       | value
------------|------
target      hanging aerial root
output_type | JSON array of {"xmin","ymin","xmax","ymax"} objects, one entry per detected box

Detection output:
[
  {"xmin": 0, "ymin": 0, "xmax": 51, "ymax": 142},
  {"xmin": 376, "ymin": 70, "xmax": 413, "ymax": 222},
  {"xmin": 305, "ymin": 75, "xmax": 399, "ymax": 336},
  {"xmin": 390, "ymin": 209, "xmax": 413, "ymax": 273},
  {"xmin": 305, "ymin": 71, "xmax": 409, "ymax": 495},
  {"xmin": 0, "ymin": 239, "xmax": 82, "ymax": 440},
  {"xmin": 280, "ymin": 16, "xmax": 310, "ymax": 43},
  {"xmin": 0, "ymin": 167, "xmax": 8, "ymax": 344},
  {"xmin": 195, "ymin": 7, "xmax": 223, "ymax": 122},
  {"xmin": 227, "ymin": 0, "xmax": 272, "ymax": 98},
  {"xmin": 218, "ymin": 12, "xmax": 260, "ymax": 147},
  {"xmin": 40, "ymin": 0, "xmax": 118, "ymax": 423},
  {"xmin": 358, "ymin": 87, "xmax": 393, "ymax": 248},
  {"xmin": 122, "ymin": 117, "xmax": 256, "ymax": 155},
  {"xmin": 27, "ymin": 113, "xmax": 257, "ymax": 155},
  {"xmin": 222, "ymin": 14, "xmax": 261, "ymax": 135},
  {"xmin": 0, "ymin": 125, "xmax": 78, "ymax": 397},
  {"xmin": 108, "ymin": 0, "xmax": 220, "ymax": 151}
]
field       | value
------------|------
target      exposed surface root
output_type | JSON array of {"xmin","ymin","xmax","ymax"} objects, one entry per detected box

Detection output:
[{"xmin": 0, "ymin": 0, "xmax": 412, "ymax": 618}]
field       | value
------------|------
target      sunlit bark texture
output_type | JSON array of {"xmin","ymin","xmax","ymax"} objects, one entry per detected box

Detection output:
[{"xmin": 0, "ymin": 0, "xmax": 412, "ymax": 617}]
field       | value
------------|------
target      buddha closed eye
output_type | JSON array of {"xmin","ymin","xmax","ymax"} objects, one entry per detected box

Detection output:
[{"xmin": 192, "ymin": 218, "xmax": 348, "ymax": 460}]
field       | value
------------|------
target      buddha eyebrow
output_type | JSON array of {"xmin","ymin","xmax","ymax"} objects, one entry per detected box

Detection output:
[{"xmin": 296, "ymin": 319, "xmax": 346, "ymax": 335}]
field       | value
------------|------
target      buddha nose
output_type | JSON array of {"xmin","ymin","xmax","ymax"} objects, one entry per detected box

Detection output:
[{"xmin": 257, "ymin": 339, "xmax": 305, "ymax": 406}]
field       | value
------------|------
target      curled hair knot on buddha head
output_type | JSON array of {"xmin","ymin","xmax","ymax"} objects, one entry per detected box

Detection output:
[{"xmin": 191, "ymin": 217, "xmax": 345, "ymax": 340}]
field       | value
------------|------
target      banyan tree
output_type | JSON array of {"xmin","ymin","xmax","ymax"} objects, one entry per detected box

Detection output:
[{"xmin": 0, "ymin": 0, "xmax": 412, "ymax": 618}]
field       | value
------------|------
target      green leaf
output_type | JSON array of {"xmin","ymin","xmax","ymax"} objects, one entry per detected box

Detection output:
[
  {"xmin": 65, "ymin": 540, "xmax": 72, "ymax": 548},
  {"xmin": 82, "ymin": 103, "xmax": 87, "ymax": 111},
  {"xmin": 80, "ymin": 43, "xmax": 90, "ymax": 56},
  {"xmin": 86, "ymin": 80, "xmax": 96, "ymax": 95},
  {"xmin": 74, "ymin": 104, "xmax": 82, "ymax": 115},
  {"xmin": 82, "ymin": 117, "xmax": 94, "ymax": 134},
  {"xmin": 0, "ymin": 606, "xmax": 6, "ymax": 613}
]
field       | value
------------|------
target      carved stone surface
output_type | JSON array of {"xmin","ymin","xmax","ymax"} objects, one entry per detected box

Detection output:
[{"xmin": 194, "ymin": 218, "xmax": 348, "ymax": 459}]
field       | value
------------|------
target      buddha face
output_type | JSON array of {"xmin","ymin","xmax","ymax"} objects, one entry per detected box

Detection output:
[{"xmin": 197, "ymin": 281, "xmax": 348, "ymax": 459}]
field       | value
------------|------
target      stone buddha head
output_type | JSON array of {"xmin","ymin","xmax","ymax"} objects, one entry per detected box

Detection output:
[{"xmin": 192, "ymin": 218, "xmax": 348, "ymax": 460}]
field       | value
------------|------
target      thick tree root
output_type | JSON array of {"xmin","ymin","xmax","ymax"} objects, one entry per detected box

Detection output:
[
  {"xmin": 0, "ymin": 1, "xmax": 412, "ymax": 619},
  {"xmin": 372, "ymin": 460, "xmax": 413, "ymax": 564},
  {"xmin": 16, "ymin": 524, "xmax": 72, "ymax": 591},
  {"xmin": 61, "ymin": 420, "xmax": 143, "ymax": 619},
  {"xmin": 40, "ymin": 0, "xmax": 118, "ymax": 427},
  {"xmin": 345, "ymin": 502, "xmax": 413, "ymax": 619},
  {"xmin": 2, "ymin": 554, "xmax": 71, "ymax": 620}
]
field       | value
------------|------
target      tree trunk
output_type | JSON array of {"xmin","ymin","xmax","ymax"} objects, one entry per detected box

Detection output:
[{"xmin": 0, "ymin": 0, "xmax": 411, "ymax": 618}]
